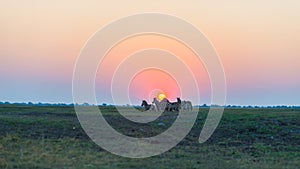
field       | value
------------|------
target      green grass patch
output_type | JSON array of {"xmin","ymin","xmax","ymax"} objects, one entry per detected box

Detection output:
[{"xmin": 0, "ymin": 106, "xmax": 299, "ymax": 168}]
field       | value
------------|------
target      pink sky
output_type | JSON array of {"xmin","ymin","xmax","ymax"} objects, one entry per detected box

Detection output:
[{"xmin": 0, "ymin": 1, "xmax": 299, "ymax": 105}]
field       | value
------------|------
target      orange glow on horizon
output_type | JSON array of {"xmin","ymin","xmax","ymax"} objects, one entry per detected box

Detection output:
[{"xmin": 96, "ymin": 34, "xmax": 210, "ymax": 104}]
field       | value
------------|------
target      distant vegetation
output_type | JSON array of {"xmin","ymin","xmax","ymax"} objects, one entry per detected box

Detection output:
[{"xmin": 0, "ymin": 101, "xmax": 299, "ymax": 109}]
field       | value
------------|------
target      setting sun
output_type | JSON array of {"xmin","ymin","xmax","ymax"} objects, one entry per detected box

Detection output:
[{"xmin": 158, "ymin": 93, "xmax": 167, "ymax": 101}]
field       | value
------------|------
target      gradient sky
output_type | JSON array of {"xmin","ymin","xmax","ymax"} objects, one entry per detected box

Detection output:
[{"xmin": 0, "ymin": 0, "xmax": 299, "ymax": 105}]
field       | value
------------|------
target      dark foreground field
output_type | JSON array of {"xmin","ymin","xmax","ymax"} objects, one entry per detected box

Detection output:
[{"xmin": 0, "ymin": 105, "xmax": 299, "ymax": 169}]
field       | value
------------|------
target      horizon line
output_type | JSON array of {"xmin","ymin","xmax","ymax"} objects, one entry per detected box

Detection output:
[{"xmin": 0, "ymin": 101, "xmax": 300, "ymax": 108}]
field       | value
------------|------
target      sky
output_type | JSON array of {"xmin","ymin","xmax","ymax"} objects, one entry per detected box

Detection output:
[{"xmin": 0, "ymin": 0, "xmax": 299, "ymax": 106}]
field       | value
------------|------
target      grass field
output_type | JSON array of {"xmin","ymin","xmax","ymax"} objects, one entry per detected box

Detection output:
[{"xmin": 0, "ymin": 105, "xmax": 299, "ymax": 169}]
